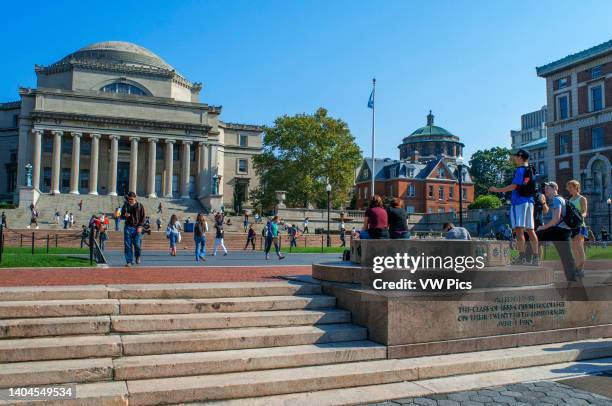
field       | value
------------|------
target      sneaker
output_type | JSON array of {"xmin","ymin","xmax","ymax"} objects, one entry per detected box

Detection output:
[
  {"xmin": 265, "ymin": 254, "xmax": 270, "ymax": 260},
  {"xmin": 279, "ymin": 255, "xmax": 285, "ymax": 260},
  {"xmin": 135, "ymin": 257, "xmax": 141, "ymax": 265},
  {"xmin": 529, "ymin": 256, "xmax": 541, "ymax": 266},
  {"xmin": 223, "ymin": 253, "xmax": 228, "ymax": 256},
  {"xmin": 575, "ymin": 270, "xmax": 585, "ymax": 280},
  {"xmin": 126, "ymin": 263, "xmax": 132, "ymax": 267}
]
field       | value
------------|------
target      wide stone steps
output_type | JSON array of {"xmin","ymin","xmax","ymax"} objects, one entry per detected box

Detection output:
[
  {"xmin": 0, "ymin": 341, "xmax": 386, "ymax": 388},
  {"xmin": 0, "ymin": 295, "xmax": 335, "ymax": 319},
  {"xmin": 0, "ymin": 324, "xmax": 367, "ymax": 362}
]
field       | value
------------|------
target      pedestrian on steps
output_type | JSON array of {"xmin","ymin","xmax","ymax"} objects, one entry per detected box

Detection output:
[
  {"xmin": 166, "ymin": 214, "xmax": 181, "ymax": 257},
  {"xmin": 194, "ymin": 213, "xmax": 208, "ymax": 262},
  {"xmin": 244, "ymin": 225, "xmax": 256, "ymax": 250},
  {"xmin": 212, "ymin": 213, "xmax": 228, "ymax": 256},
  {"xmin": 78, "ymin": 199, "xmax": 83, "ymax": 211},
  {"xmin": 122, "ymin": 191, "xmax": 145, "ymax": 266}
]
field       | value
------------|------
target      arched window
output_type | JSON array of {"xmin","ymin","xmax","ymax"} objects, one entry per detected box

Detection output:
[{"xmin": 100, "ymin": 82, "xmax": 149, "ymax": 96}]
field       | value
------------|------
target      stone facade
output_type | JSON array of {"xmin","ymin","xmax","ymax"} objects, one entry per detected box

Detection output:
[
  {"xmin": 537, "ymin": 39, "xmax": 612, "ymax": 236},
  {"xmin": 0, "ymin": 41, "xmax": 263, "ymax": 212}
]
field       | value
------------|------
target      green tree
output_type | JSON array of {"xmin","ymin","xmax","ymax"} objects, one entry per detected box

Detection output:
[
  {"xmin": 468, "ymin": 147, "xmax": 514, "ymax": 197},
  {"xmin": 468, "ymin": 194, "xmax": 502, "ymax": 210},
  {"xmin": 252, "ymin": 108, "xmax": 362, "ymax": 211}
]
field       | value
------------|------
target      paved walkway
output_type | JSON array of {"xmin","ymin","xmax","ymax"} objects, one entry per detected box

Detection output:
[
  {"xmin": 103, "ymin": 250, "xmax": 340, "ymax": 267},
  {"xmin": 369, "ymin": 376, "xmax": 612, "ymax": 406}
]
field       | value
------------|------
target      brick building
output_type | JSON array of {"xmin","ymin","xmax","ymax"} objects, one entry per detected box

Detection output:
[
  {"xmin": 354, "ymin": 112, "xmax": 474, "ymax": 213},
  {"xmin": 536, "ymin": 39, "xmax": 612, "ymax": 202}
]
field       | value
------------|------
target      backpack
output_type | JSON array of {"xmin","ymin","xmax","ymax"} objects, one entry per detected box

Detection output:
[
  {"xmin": 264, "ymin": 221, "xmax": 273, "ymax": 237},
  {"xmin": 516, "ymin": 165, "xmax": 537, "ymax": 198},
  {"xmin": 562, "ymin": 198, "xmax": 584, "ymax": 229}
]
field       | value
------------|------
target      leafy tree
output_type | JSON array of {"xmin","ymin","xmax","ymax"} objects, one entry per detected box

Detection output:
[
  {"xmin": 468, "ymin": 147, "xmax": 514, "ymax": 197},
  {"xmin": 252, "ymin": 108, "xmax": 362, "ymax": 211},
  {"xmin": 468, "ymin": 194, "xmax": 502, "ymax": 210}
]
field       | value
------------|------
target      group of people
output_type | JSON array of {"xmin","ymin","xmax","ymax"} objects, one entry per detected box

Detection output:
[{"xmin": 488, "ymin": 149, "xmax": 587, "ymax": 281}]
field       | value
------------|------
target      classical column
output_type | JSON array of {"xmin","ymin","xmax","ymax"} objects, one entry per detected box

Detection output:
[
  {"xmin": 180, "ymin": 141, "xmax": 192, "ymax": 198},
  {"xmin": 50, "ymin": 130, "xmax": 63, "ymax": 194},
  {"xmin": 108, "ymin": 135, "xmax": 119, "ymax": 196},
  {"xmin": 196, "ymin": 142, "xmax": 206, "ymax": 197},
  {"xmin": 31, "ymin": 130, "xmax": 42, "ymax": 190},
  {"xmin": 147, "ymin": 138, "xmax": 158, "ymax": 198},
  {"xmin": 69, "ymin": 132, "xmax": 81, "ymax": 194},
  {"xmin": 129, "ymin": 137, "xmax": 140, "ymax": 193},
  {"xmin": 89, "ymin": 133, "xmax": 101, "ymax": 195},
  {"xmin": 164, "ymin": 140, "xmax": 175, "ymax": 197}
]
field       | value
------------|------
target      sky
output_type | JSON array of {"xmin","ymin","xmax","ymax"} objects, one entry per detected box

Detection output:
[{"xmin": 1, "ymin": 0, "xmax": 611, "ymax": 161}]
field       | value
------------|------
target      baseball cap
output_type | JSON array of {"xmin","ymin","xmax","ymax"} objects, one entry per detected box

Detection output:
[{"xmin": 514, "ymin": 149, "xmax": 529, "ymax": 160}]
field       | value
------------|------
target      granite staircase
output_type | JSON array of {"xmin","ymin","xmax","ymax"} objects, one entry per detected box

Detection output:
[{"xmin": 1, "ymin": 282, "xmax": 612, "ymax": 405}]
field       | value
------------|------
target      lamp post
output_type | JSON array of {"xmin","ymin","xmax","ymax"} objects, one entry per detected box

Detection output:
[
  {"xmin": 326, "ymin": 183, "xmax": 332, "ymax": 247},
  {"xmin": 607, "ymin": 198, "xmax": 611, "ymax": 240},
  {"xmin": 456, "ymin": 156, "xmax": 464, "ymax": 227}
]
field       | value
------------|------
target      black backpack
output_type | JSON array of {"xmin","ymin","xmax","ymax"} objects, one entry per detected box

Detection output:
[
  {"xmin": 516, "ymin": 165, "xmax": 537, "ymax": 198},
  {"xmin": 561, "ymin": 198, "xmax": 584, "ymax": 229}
]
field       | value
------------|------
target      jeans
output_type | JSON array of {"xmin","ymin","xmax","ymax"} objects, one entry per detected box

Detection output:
[
  {"xmin": 360, "ymin": 228, "xmax": 390, "ymax": 239},
  {"xmin": 245, "ymin": 237, "xmax": 255, "ymax": 250},
  {"xmin": 195, "ymin": 235, "xmax": 206, "ymax": 260},
  {"xmin": 124, "ymin": 225, "xmax": 142, "ymax": 264},
  {"xmin": 536, "ymin": 226, "xmax": 577, "ymax": 281},
  {"xmin": 63, "ymin": 220, "xmax": 68, "ymax": 229},
  {"xmin": 115, "ymin": 219, "xmax": 120, "ymax": 231},
  {"xmin": 264, "ymin": 236, "xmax": 281, "ymax": 257},
  {"xmin": 391, "ymin": 231, "xmax": 411, "ymax": 239},
  {"xmin": 169, "ymin": 233, "xmax": 178, "ymax": 248}
]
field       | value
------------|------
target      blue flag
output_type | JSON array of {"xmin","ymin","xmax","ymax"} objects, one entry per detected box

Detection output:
[{"xmin": 367, "ymin": 89, "xmax": 374, "ymax": 109}]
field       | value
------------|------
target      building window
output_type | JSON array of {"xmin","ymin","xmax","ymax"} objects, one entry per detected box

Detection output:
[
  {"xmin": 407, "ymin": 184, "xmax": 416, "ymax": 197},
  {"xmin": 43, "ymin": 137, "xmax": 53, "ymax": 153},
  {"xmin": 190, "ymin": 148, "xmax": 196, "ymax": 162},
  {"xmin": 239, "ymin": 134, "xmax": 248, "ymax": 147},
  {"xmin": 590, "ymin": 84, "xmax": 603, "ymax": 112},
  {"xmin": 189, "ymin": 175, "xmax": 196, "ymax": 194},
  {"xmin": 438, "ymin": 208, "xmax": 445, "ymax": 214},
  {"xmin": 81, "ymin": 139, "xmax": 91, "ymax": 156},
  {"xmin": 428, "ymin": 185, "xmax": 434, "ymax": 198},
  {"xmin": 449, "ymin": 187, "xmax": 454, "ymax": 200},
  {"xmin": 80, "ymin": 170, "xmax": 89, "ymax": 191},
  {"xmin": 538, "ymin": 161, "xmax": 546, "ymax": 176},
  {"xmin": 156, "ymin": 144, "xmax": 163, "ymax": 159},
  {"xmin": 437, "ymin": 168, "xmax": 444, "ymax": 178},
  {"xmin": 592, "ymin": 127, "xmax": 604, "ymax": 149},
  {"xmin": 438, "ymin": 186, "xmax": 444, "ymax": 200},
  {"xmin": 172, "ymin": 175, "xmax": 179, "ymax": 194},
  {"xmin": 559, "ymin": 133, "xmax": 571, "ymax": 155},
  {"xmin": 12, "ymin": 114, "xmax": 18, "ymax": 128},
  {"xmin": 407, "ymin": 169, "xmax": 414, "ymax": 177},
  {"xmin": 100, "ymin": 82, "xmax": 148, "ymax": 96},
  {"xmin": 389, "ymin": 184, "xmax": 394, "ymax": 196},
  {"xmin": 591, "ymin": 65, "xmax": 602, "ymax": 79},
  {"xmin": 61, "ymin": 168, "xmax": 71, "ymax": 191},
  {"xmin": 427, "ymin": 208, "xmax": 433, "ymax": 214},
  {"xmin": 237, "ymin": 159, "xmax": 248, "ymax": 174},
  {"xmin": 43, "ymin": 167, "xmax": 51, "ymax": 189},
  {"xmin": 173, "ymin": 147, "xmax": 179, "ymax": 161},
  {"xmin": 63, "ymin": 138, "xmax": 72, "ymax": 154},
  {"xmin": 389, "ymin": 167, "xmax": 397, "ymax": 178},
  {"xmin": 462, "ymin": 188, "xmax": 467, "ymax": 199},
  {"xmin": 118, "ymin": 139, "xmax": 130, "ymax": 151},
  {"xmin": 556, "ymin": 94, "xmax": 569, "ymax": 120},
  {"xmin": 558, "ymin": 78, "xmax": 568, "ymax": 89},
  {"xmin": 406, "ymin": 206, "xmax": 415, "ymax": 214},
  {"xmin": 364, "ymin": 186, "xmax": 368, "ymax": 198}
]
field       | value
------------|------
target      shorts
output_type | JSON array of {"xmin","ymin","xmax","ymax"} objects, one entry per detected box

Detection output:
[
  {"xmin": 510, "ymin": 202, "xmax": 534, "ymax": 230},
  {"xmin": 571, "ymin": 226, "xmax": 588, "ymax": 239}
]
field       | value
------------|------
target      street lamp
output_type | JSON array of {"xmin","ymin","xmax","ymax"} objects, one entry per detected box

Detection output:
[
  {"xmin": 607, "ymin": 198, "xmax": 611, "ymax": 240},
  {"xmin": 456, "ymin": 156, "xmax": 464, "ymax": 227},
  {"xmin": 326, "ymin": 183, "xmax": 332, "ymax": 247}
]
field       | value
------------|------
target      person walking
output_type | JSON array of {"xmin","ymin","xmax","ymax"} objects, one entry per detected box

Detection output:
[
  {"xmin": 264, "ymin": 216, "xmax": 285, "ymax": 260},
  {"xmin": 243, "ymin": 214, "xmax": 249, "ymax": 232},
  {"xmin": 158, "ymin": 202, "xmax": 163, "ymax": 214},
  {"xmin": 98, "ymin": 218, "xmax": 108, "ymax": 251},
  {"xmin": 156, "ymin": 217, "xmax": 162, "ymax": 231},
  {"xmin": 62, "ymin": 211, "xmax": 69, "ymax": 229},
  {"xmin": 489, "ymin": 149, "xmax": 539, "ymax": 265},
  {"xmin": 567, "ymin": 180, "xmax": 588, "ymax": 272},
  {"xmin": 387, "ymin": 198, "xmax": 410, "ymax": 239},
  {"xmin": 166, "ymin": 214, "xmax": 181, "ymax": 256},
  {"xmin": 1, "ymin": 211, "xmax": 6, "ymax": 228},
  {"xmin": 194, "ymin": 213, "xmax": 208, "ymax": 262},
  {"xmin": 78, "ymin": 199, "xmax": 83, "ymax": 211},
  {"xmin": 69, "ymin": 212, "xmax": 74, "ymax": 228},
  {"xmin": 289, "ymin": 224, "xmax": 298, "ymax": 248},
  {"xmin": 536, "ymin": 182, "xmax": 580, "ymax": 281},
  {"xmin": 80, "ymin": 225, "xmax": 89, "ymax": 248},
  {"xmin": 114, "ymin": 207, "xmax": 121, "ymax": 231},
  {"xmin": 339, "ymin": 221, "xmax": 347, "ymax": 247},
  {"xmin": 303, "ymin": 217, "xmax": 310, "ymax": 234},
  {"xmin": 212, "ymin": 214, "xmax": 228, "ymax": 256},
  {"xmin": 54, "ymin": 209, "xmax": 60, "ymax": 225},
  {"xmin": 121, "ymin": 191, "xmax": 145, "ymax": 266},
  {"xmin": 244, "ymin": 225, "xmax": 256, "ymax": 250}
]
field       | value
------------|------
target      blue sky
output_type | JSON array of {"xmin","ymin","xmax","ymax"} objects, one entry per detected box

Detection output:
[{"xmin": 1, "ymin": 0, "xmax": 611, "ymax": 160}]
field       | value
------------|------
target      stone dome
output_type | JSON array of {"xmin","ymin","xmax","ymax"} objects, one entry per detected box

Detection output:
[
  {"xmin": 402, "ymin": 111, "xmax": 456, "ymax": 142},
  {"xmin": 55, "ymin": 41, "xmax": 174, "ymax": 71}
]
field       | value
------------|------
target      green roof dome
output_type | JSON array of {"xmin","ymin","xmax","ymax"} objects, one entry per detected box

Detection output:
[{"xmin": 408, "ymin": 111, "xmax": 454, "ymax": 137}]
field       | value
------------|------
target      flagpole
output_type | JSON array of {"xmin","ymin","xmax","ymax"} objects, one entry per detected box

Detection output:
[{"xmin": 370, "ymin": 78, "xmax": 376, "ymax": 198}]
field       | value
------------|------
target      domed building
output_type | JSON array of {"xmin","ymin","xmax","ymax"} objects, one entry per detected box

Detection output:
[
  {"xmin": 354, "ymin": 112, "xmax": 473, "ymax": 214},
  {"xmin": 0, "ymin": 41, "xmax": 262, "ymax": 212}
]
